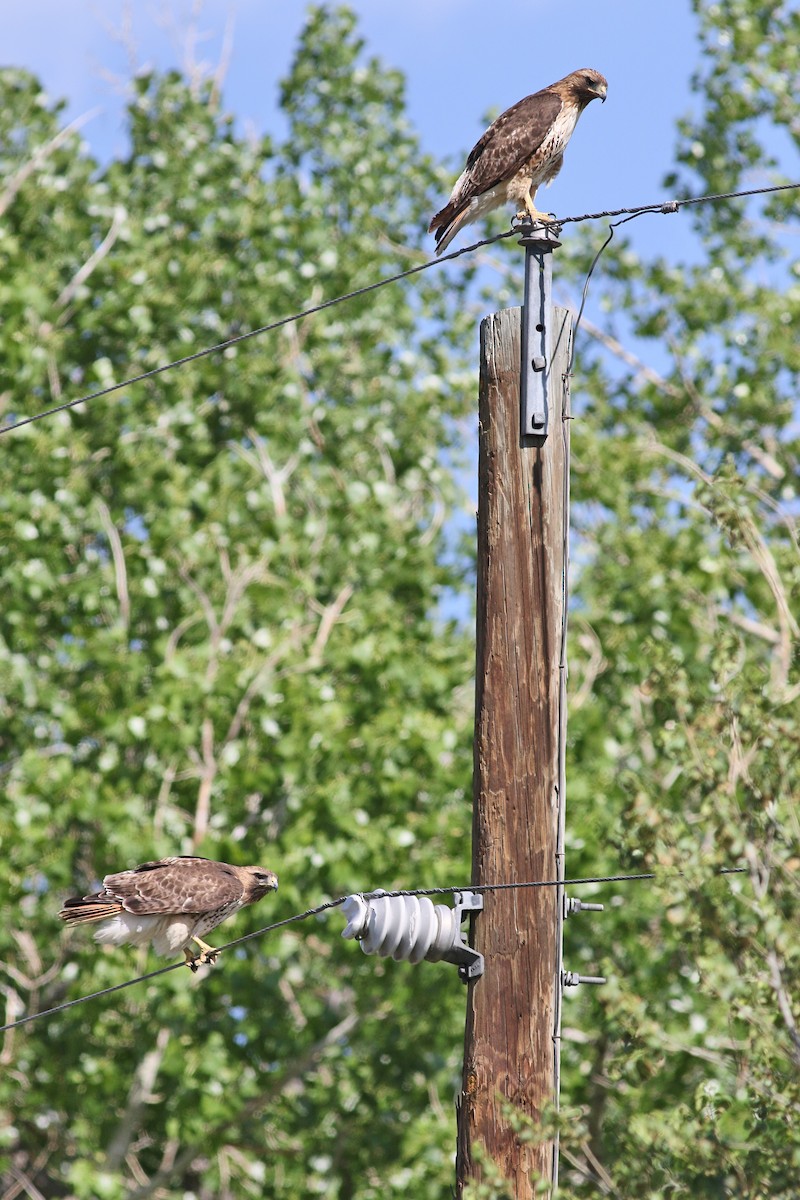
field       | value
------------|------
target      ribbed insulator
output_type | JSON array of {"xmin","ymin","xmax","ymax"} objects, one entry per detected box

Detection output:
[
  {"xmin": 341, "ymin": 893, "xmax": 461, "ymax": 964},
  {"xmin": 341, "ymin": 890, "xmax": 484, "ymax": 980}
]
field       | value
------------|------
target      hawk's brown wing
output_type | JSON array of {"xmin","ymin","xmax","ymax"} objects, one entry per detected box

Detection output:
[
  {"xmin": 428, "ymin": 89, "xmax": 563, "ymax": 243},
  {"xmin": 101, "ymin": 857, "xmax": 245, "ymax": 915},
  {"xmin": 460, "ymin": 89, "xmax": 563, "ymax": 200}
]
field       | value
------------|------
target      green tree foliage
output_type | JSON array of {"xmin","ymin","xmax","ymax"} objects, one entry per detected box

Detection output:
[
  {"xmin": 1, "ymin": 2, "xmax": 798, "ymax": 1198},
  {"xmin": 551, "ymin": 1, "xmax": 800, "ymax": 1195},
  {"xmin": 0, "ymin": 9, "xmax": 476, "ymax": 1198}
]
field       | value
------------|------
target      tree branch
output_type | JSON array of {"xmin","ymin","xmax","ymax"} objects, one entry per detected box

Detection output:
[
  {"xmin": 0, "ymin": 109, "xmax": 99, "ymax": 219},
  {"xmin": 56, "ymin": 206, "xmax": 126, "ymax": 311},
  {"xmin": 105, "ymin": 1028, "xmax": 171, "ymax": 1170},
  {"xmin": 96, "ymin": 499, "xmax": 131, "ymax": 631},
  {"xmin": 192, "ymin": 717, "xmax": 217, "ymax": 848},
  {"xmin": 308, "ymin": 584, "xmax": 354, "ymax": 666},
  {"xmin": 766, "ymin": 949, "xmax": 800, "ymax": 1068}
]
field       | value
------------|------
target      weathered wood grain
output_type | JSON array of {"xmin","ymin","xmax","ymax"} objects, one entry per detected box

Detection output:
[{"xmin": 457, "ymin": 304, "xmax": 572, "ymax": 1198}]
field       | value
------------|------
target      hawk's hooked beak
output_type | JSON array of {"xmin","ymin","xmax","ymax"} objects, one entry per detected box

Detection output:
[{"xmin": 597, "ymin": 84, "xmax": 608, "ymax": 103}]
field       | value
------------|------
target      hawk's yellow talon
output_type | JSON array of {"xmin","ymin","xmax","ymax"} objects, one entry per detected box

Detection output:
[{"xmin": 184, "ymin": 937, "xmax": 221, "ymax": 970}]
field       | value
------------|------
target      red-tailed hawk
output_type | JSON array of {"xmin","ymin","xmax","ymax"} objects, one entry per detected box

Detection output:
[
  {"xmin": 429, "ymin": 68, "xmax": 608, "ymax": 255},
  {"xmin": 59, "ymin": 856, "xmax": 278, "ymax": 970}
]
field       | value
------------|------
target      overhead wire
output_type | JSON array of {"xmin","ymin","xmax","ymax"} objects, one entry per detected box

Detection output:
[
  {"xmin": 556, "ymin": 179, "xmax": 800, "ymax": 226},
  {"xmin": 0, "ymin": 228, "xmax": 507, "ymax": 438},
  {"xmin": 1, "ymin": 181, "xmax": 797, "ymax": 438},
  {"xmin": 0, "ymin": 866, "xmax": 747, "ymax": 1035},
  {"xmin": 565, "ymin": 179, "xmax": 800, "ymax": 372}
]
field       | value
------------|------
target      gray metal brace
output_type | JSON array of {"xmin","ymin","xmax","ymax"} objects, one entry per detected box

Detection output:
[
  {"xmin": 448, "ymin": 890, "xmax": 485, "ymax": 982},
  {"xmin": 518, "ymin": 221, "xmax": 562, "ymax": 440}
]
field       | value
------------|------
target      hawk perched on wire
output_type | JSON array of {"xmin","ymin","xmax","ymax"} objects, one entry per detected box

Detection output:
[
  {"xmin": 428, "ymin": 68, "xmax": 608, "ymax": 255},
  {"xmin": 59, "ymin": 856, "xmax": 278, "ymax": 970}
]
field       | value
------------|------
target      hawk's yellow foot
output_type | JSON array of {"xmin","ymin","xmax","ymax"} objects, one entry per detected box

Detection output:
[
  {"xmin": 522, "ymin": 193, "xmax": 556, "ymax": 224},
  {"xmin": 184, "ymin": 937, "xmax": 221, "ymax": 971}
]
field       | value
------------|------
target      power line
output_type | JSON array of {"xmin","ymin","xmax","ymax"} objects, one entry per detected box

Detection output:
[
  {"xmin": 0, "ymin": 229, "xmax": 505, "ymax": 439},
  {"xmin": 0, "ymin": 866, "xmax": 746, "ymax": 1035},
  {"xmin": 0, "ymin": 896, "xmax": 345, "ymax": 1036},
  {"xmin": 565, "ymin": 179, "xmax": 800, "ymax": 372},
  {"xmin": 557, "ymin": 179, "xmax": 800, "ymax": 226},
  {"xmin": 560, "ymin": 180, "xmax": 800, "ymax": 374},
  {"xmin": 1, "ymin": 181, "xmax": 797, "ymax": 439}
]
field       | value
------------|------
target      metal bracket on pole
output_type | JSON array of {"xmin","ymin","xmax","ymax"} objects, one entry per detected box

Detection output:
[
  {"xmin": 518, "ymin": 221, "xmax": 562, "ymax": 441},
  {"xmin": 450, "ymin": 891, "xmax": 485, "ymax": 982}
]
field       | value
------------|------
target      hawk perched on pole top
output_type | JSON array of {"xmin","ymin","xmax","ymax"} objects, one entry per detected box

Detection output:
[
  {"xmin": 59, "ymin": 856, "xmax": 278, "ymax": 970},
  {"xmin": 428, "ymin": 68, "xmax": 608, "ymax": 255}
]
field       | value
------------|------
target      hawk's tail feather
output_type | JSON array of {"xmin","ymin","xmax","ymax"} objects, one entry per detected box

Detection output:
[
  {"xmin": 59, "ymin": 896, "xmax": 123, "ymax": 925},
  {"xmin": 429, "ymin": 204, "xmax": 473, "ymax": 257},
  {"xmin": 427, "ymin": 198, "xmax": 458, "ymax": 236}
]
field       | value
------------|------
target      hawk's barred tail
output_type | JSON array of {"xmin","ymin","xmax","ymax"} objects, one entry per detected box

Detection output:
[
  {"xmin": 429, "ymin": 204, "xmax": 472, "ymax": 257},
  {"xmin": 59, "ymin": 897, "xmax": 123, "ymax": 925}
]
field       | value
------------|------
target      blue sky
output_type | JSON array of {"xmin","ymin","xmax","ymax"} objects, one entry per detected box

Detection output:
[{"xmin": 5, "ymin": 0, "xmax": 701, "ymax": 256}]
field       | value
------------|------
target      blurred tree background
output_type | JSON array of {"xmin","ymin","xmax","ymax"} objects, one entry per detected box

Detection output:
[{"xmin": 1, "ymin": 2, "xmax": 797, "ymax": 1198}]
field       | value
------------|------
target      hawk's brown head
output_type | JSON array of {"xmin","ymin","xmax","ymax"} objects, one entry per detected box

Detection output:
[
  {"xmin": 561, "ymin": 68, "xmax": 608, "ymax": 105},
  {"xmin": 237, "ymin": 866, "xmax": 279, "ymax": 905}
]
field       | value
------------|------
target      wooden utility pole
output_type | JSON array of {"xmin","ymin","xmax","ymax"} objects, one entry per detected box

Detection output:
[{"xmin": 456, "ymin": 301, "xmax": 573, "ymax": 1198}]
